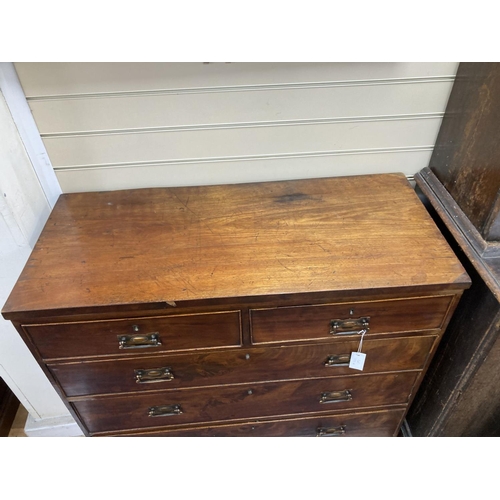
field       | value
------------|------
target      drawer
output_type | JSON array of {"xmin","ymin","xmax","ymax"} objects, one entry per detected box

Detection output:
[
  {"xmin": 51, "ymin": 335, "xmax": 435, "ymax": 397},
  {"xmin": 25, "ymin": 311, "xmax": 241, "ymax": 360},
  {"xmin": 251, "ymin": 296, "xmax": 453, "ymax": 344},
  {"xmin": 74, "ymin": 372, "xmax": 418, "ymax": 433},
  {"xmin": 120, "ymin": 408, "xmax": 406, "ymax": 436}
]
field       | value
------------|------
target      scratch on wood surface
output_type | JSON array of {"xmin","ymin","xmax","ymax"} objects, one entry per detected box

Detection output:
[
  {"xmin": 307, "ymin": 240, "xmax": 331, "ymax": 253},
  {"xmin": 173, "ymin": 192, "xmax": 223, "ymax": 243},
  {"xmin": 276, "ymin": 258, "xmax": 296, "ymax": 273}
]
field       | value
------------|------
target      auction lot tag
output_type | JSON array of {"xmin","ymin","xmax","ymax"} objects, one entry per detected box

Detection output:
[{"xmin": 349, "ymin": 352, "xmax": 366, "ymax": 371}]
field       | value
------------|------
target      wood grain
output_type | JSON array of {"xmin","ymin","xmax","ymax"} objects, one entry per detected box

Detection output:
[
  {"xmin": 1, "ymin": 173, "xmax": 470, "ymax": 437},
  {"xmin": 25, "ymin": 310, "xmax": 241, "ymax": 360},
  {"xmin": 250, "ymin": 296, "xmax": 452, "ymax": 344},
  {"xmin": 429, "ymin": 62, "xmax": 500, "ymax": 241},
  {"xmin": 407, "ymin": 168, "xmax": 500, "ymax": 436},
  {"xmin": 118, "ymin": 408, "xmax": 407, "ymax": 437},
  {"xmin": 2, "ymin": 174, "xmax": 468, "ymax": 318},
  {"xmin": 0, "ymin": 378, "xmax": 20, "ymax": 437},
  {"xmin": 73, "ymin": 372, "xmax": 418, "ymax": 433},
  {"xmin": 50, "ymin": 336, "xmax": 436, "ymax": 398}
]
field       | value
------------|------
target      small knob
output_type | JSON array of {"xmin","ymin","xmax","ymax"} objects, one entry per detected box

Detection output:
[
  {"xmin": 245, "ymin": 353, "xmax": 250, "ymax": 360},
  {"xmin": 132, "ymin": 325, "xmax": 139, "ymax": 332},
  {"xmin": 247, "ymin": 389, "xmax": 253, "ymax": 395}
]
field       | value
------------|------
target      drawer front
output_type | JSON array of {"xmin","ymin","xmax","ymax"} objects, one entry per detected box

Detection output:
[
  {"xmin": 25, "ymin": 311, "xmax": 242, "ymax": 360},
  {"xmin": 121, "ymin": 409, "xmax": 406, "ymax": 437},
  {"xmin": 51, "ymin": 335, "xmax": 435, "ymax": 397},
  {"xmin": 74, "ymin": 372, "xmax": 417, "ymax": 433},
  {"xmin": 251, "ymin": 296, "xmax": 452, "ymax": 344}
]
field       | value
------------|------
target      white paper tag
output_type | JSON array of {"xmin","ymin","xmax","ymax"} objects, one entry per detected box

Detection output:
[{"xmin": 349, "ymin": 352, "xmax": 366, "ymax": 371}]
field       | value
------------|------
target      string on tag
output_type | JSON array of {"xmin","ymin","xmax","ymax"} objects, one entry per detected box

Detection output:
[{"xmin": 357, "ymin": 329, "xmax": 367, "ymax": 352}]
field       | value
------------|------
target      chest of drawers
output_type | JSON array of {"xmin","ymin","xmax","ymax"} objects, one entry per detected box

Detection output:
[{"xmin": 2, "ymin": 174, "xmax": 470, "ymax": 437}]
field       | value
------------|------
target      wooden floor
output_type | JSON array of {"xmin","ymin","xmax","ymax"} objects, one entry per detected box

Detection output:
[{"xmin": 8, "ymin": 405, "xmax": 28, "ymax": 437}]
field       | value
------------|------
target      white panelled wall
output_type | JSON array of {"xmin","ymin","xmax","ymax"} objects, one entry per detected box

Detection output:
[
  {"xmin": 0, "ymin": 63, "xmax": 458, "ymax": 436},
  {"xmin": 14, "ymin": 63, "xmax": 459, "ymax": 193},
  {"xmin": 0, "ymin": 64, "xmax": 81, "ymax": 436}
]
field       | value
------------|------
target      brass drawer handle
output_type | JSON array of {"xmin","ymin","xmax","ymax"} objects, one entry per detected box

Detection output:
[
  {"xmin": 319, "ymin": 390, "xmax": 352, "ymax": 404},
  {"xmin": 324, "ymin": 354, "xmax": 351, "ymax": 367},
  {"xmin": 118, "ymin": 333, "xmax": 161, "ymax": 349},
  {"xmin": 148, "ymin": 404, "xmax": 183, "ymax": 417},
  {"xmin": 135, "ymin": 367, "xmax": 174, "ymax": 384},
  {"xmin": 316, "ymin": 425, "xmax": 346, "ymax": 437},
  {"xmin": 330, "ymin": 317, "xmax": 370, "ymax": 335}
]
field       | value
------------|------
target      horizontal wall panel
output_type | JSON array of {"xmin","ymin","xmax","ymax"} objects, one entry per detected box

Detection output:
[
  {"xmin": 14, "ymin": 62, "xmax": 458, "ymax": 193},
  {"xmin": 15, "ymin": 62, "xmax": 459, "ymax": 97},
  {"xmin": 30, "ymin": 81, "xmax": 453, "ymax": 135},
  {"xmin": 55, "ymin": 149, "xmax": 431, "ymax": 193},
  {"xmin": 45, "ymin": 118, "xmax": 442, "ymax": 168}
]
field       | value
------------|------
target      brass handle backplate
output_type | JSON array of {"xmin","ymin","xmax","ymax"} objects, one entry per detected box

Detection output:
[
  {"xmin": 319, "ymin": 390, "xmax": 352, "ymax": 404},
  {"xmin": 135, "ymin": 367, "xmax": 174, "ymax": 384},
  {"xmin": 316, "ymin": 425, "xmax": 346, "ymax": 437},
  {"xmin": 330, "ymin": 317, "xmax": 370, "ymax": 335},
  {"xmin": 324, "ymin": 354, "xmax": 351, "ymax": 367},
  {"xmin": 118, "ymin": 333, "xmax": 161, "ymax": 349},
  {"xmin": 148, "ymin": 404, "xmax": 183, "ymax": 417}
]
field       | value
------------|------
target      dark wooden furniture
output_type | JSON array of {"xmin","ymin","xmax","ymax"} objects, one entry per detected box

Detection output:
[
  {"xmin": 423, "ymin": 62, "xmax": 500, "ymax": 244},
  {"xmin": 407, "ymin": 63, "xmax": 500, "ymax": 436},
  {"xmin": 2, "ymin": 174, "xmax": 469, "ymax": 437},
  {"xmin": 0, "ymin": 378, "xmax": 20, "ymax": 437}
]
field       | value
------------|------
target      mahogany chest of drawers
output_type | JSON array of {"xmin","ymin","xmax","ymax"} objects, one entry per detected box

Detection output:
[{"xmin": 2, "ymin": 174, "xmax": 470, "ymax": 437}]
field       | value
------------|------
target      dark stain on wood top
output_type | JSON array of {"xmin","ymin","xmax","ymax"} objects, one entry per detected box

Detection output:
[{"xmin": 2, "ymin": 174, "xmax": 469, "ymax": 316}]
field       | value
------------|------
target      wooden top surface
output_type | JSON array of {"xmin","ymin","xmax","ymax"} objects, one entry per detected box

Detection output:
[{"xmin": 3, "ymin": 174, "xmax": 469, "ymax": 316}]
